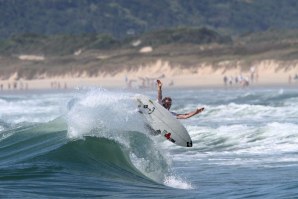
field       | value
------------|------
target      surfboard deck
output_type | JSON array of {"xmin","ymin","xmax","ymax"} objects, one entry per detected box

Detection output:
[{"xmin": 135, "ymin": 94, "xmax": 192, "ymax": 147}]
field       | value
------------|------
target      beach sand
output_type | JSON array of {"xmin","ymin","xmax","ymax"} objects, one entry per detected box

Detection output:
[{"xmin": 0, "ymin": 59, "xmax": 297, "ymax": 91}]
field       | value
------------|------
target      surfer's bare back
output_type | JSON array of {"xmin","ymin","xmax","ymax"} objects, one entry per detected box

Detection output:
[{"xmin": 157, "ymin": 79, "xmax": 204, "ymax": 119}]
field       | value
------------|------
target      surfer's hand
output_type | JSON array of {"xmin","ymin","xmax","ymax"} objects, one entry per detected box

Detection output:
[
  {"xmin": 196, "ymin": 107, "xmax": 204, "ymax": 113},
  {"xmin": 157, "ymin": 80, "xmax": 162, "ymax": 88}
]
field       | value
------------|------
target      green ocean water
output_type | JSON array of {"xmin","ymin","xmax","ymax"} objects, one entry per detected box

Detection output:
[{"xmin": 1, "ymin": 87, "xmax": 298, "ymax": 198}]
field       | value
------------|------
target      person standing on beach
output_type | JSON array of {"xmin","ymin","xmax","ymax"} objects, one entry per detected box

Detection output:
[{"xmin": 157, "ymin": 80, "xmax": 204, "ymax": 119}]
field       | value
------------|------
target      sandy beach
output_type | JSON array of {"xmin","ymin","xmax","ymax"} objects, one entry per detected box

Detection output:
[{"xmin": 0, "ymin": 59, "xmax": 297, "ymax": 91}]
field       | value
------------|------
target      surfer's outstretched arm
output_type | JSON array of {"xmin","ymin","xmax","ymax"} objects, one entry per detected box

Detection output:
[
  {"xmin": 176, "ymin": 107, "xmax": 205, "ymax": 119},
  {"xmin": 157, "ymin": 80, "xmax": 162, "ymax": 104}
]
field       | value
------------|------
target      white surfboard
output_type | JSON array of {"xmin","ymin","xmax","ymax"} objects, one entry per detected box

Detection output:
[{"xmin": 135, "ymin": 94, "xmax": 192, "ymax": 147}]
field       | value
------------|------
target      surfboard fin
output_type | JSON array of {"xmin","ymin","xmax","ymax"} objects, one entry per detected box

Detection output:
[{"xmin": 187, "ymin": 141, "xmax": 192, "ymax": 147}]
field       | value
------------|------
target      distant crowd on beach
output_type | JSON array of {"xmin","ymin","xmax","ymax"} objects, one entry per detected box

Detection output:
[
  {"xmin": 125, "ymin": 74, "xmax": 174, "ymax": 89},
  {"xmin": 223, "ymin": 66, "xmax": 258, "ymax": 88},
  {"xmin": 288, "ymin": 74, "xmax": 298, "ymax": 84},
  {"xmin": 0, "ymin": 81, "xmax": 68, "ymax": 91},
  {"xmin": 50, "ymin": 81, "xmax": 68, "ymax": 89},
  {"xmin": 223, "ymin": 66, "xmax": 298, "ymax": 88},
  {"xmin": 0, "ymin": 81, "xmax": 29, "ymax": 91},
  {"xmin": 223, "ymin": 74, "xmax": 256, "ymax": 88}
]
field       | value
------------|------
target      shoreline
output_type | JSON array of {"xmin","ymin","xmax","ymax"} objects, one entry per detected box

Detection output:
[
  {"xmin": 0, "ymin": 73, "xmax": 297, "ymax": 93},
  {"xmin": 0, "ymin": 62, "xmax": 297, "ymax": 91}
]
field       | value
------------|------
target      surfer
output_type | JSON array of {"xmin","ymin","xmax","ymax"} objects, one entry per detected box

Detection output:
[{"xmin": 157, "ymin": 80, "xmax": 204, "ymax": 119}]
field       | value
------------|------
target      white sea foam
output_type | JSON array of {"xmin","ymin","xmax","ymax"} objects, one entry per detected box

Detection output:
[
  {"xmin": 171, "ymin": 121, "xmax": 298, "ymax": 167},
  {"xmin": 164, "ymin": 175, "xmax": 193, "ymax": 189},
  {"xmin": 66, "ymin": 89, "xmax": 146, "ymax": 141},
  {"xmin": 0, "ymin": 95, "xmax": 68, "ymax": 124}
]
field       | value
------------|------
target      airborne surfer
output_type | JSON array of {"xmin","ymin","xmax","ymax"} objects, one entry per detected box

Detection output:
[{"xmin": 157, "ymin": 79, "xmax": 204, "ymax": 119}]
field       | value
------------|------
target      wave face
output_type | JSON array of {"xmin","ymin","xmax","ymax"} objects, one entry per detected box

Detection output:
[
  {"xmin": 1, "ymin": 88, "xmax": 298, "ymax": 198},
  {"xmin": 0, "ymin": 89, "xmax": 191, "ymax": 198}
]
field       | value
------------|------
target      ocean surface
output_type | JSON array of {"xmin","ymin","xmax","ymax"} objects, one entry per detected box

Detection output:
[{"xmin": 1, "ymin": 86, "xmax": 298, "ymax": 198}]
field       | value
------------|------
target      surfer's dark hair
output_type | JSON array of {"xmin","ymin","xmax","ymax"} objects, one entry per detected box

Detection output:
[{"xmin": 162, "ymin": 97, "xmax": 172, "ymax": 106}]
